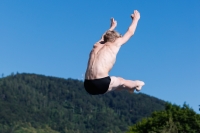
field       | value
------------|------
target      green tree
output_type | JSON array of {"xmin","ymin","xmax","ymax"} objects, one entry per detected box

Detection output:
[
  {"xmin": 0, "ymin": 73, "xmax": 166, "ymax": 133},
  {"xmin": 127, "ymin": 103, "xmax": 200, "ymax": 133}
]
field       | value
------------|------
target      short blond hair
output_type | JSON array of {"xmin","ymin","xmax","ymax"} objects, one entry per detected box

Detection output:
[{"xmin": 103, "ymin": 30, "xmax": 121, "ymax": 42}]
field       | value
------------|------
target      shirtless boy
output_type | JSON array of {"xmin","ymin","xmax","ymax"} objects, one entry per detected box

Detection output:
[{"xmin": 84, "ymin": 10, "xmax": 145, "ymax": 95}]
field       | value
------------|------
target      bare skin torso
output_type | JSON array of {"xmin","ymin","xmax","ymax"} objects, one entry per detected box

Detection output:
[
  {"xmin": 84, "ymin": 11, "xmax": 144, "ymax": 92},
  {"xmin": 85, "ymin": 42, "xmax": 120, "ymax": 80}
]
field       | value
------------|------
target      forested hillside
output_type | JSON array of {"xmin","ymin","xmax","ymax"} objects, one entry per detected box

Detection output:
[{"xmin": 0, "ymin": 73, "xmax": 166, "ymax": 133}]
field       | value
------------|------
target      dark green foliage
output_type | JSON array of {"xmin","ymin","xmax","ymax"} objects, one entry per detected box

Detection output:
[
  {"xmin": 0, "ymin": 73, "xmax": 165, "ymax": 133},
  {"xmin": 0, "ymin": 123, "xmax": 60, "ymax": 133},
  {"xmin": 127, "ymin": 103, "xmax": 200, "ymax": 133}
]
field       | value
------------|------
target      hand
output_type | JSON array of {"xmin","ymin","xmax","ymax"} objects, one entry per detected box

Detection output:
[
  {"xmin": 110, "ymin": 18, "xmax": 117, "ymax": 30},
  {"xmin": 131, "ymin": 10, "xmax": 140, "ymax": 21}
]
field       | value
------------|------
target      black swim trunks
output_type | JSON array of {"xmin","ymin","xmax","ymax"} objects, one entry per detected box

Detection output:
[{"xmin": 84, "ymin": 76, "xmax": 111, "ymax": 95}]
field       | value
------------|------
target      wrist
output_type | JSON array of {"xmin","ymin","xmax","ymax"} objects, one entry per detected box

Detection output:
[
  {"xmin": 133, "ymin": 18, "xmax": 139, "ymax": 22},
  {"xmin": 109, "ymin": 27, "xmax": 115, "ymax": 31},
  {"xmin": 131, "ymin": 19, "xmax": 139, "ymax": 24}
]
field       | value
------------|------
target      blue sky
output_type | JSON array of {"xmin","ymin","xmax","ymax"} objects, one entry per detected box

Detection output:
[{"xmin": 1, "ymin": 0, "xmax": 200, "ymax": 113}]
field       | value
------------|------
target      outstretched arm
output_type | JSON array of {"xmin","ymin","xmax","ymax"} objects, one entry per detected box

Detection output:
[
  {"xmin": 116, "ymin": 10, "xmax": 140, "ymax": 46},
  {"xmin": 98, "ymin": 18, "xmax": 117, "ymax": 43}
]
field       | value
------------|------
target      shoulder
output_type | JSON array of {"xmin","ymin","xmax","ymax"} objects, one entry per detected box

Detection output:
[
  {"xmin": 111, "ymin": 38, "xmax": 123, "ymax": 47},
  {"xmin": 93, "ymin": 42, "xmax": 101, "ymax": 47},
  {"xmin": 93, "ymin": 43, "xmax": 105, "ymax": 50}
]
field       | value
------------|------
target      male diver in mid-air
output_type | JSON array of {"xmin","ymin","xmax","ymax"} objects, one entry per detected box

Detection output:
[{"xmin": 84, "ymin": 10, "xmax": 145, "ymax": 95}]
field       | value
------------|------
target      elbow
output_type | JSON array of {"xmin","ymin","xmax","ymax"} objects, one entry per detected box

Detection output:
[{"xmin": 128, "ymin": 29, "xmax": 134, "ymax": 36}]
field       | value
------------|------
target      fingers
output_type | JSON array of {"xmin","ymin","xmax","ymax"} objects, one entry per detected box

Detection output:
[
  {"xmin": 131, "ymin": 10, "xmax": 140, "ymax": 20},
  {"xmin": 134, "ymin": 10, "xmax": 137, "ymax": 13},
  {"xmin": 133, "ymin": 10, "xmax": 140, "ymax": 15},
  {"xmin": 134, "ymin": 10, "xmax": 139, "ymax": 13},
  {"xmin": 110, "ymin": 17, "xmax": 117, "ymax": 24},
  {"xmin": 131, "ymin": 10, "xmax": 137, "ymax": 18},
  {"xmin": 111, "ymin": 18, "xmax": 116, "ymax": 24}
]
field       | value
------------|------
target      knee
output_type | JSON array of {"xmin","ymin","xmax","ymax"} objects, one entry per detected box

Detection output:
[{"xmin": 117, "ymin": 77, "xmax": 125, "ymax": 84}]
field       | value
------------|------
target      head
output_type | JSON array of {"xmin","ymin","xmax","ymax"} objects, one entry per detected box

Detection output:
[{"xmin": 103, "ymin": 30, "xmax": 122, "ymax": 43}]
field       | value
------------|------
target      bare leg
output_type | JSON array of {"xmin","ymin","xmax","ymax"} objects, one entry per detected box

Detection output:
[
  {"xmin": 117, "ymin": 77, "xmax": 145, "ymax": 93},
  {"xmin": 107, "ymin": 76, "xmax": 145, "ymax": 93}
]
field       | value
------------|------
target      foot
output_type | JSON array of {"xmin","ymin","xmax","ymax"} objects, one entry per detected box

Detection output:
[{"xmin": 129, "ymin": 80, "xmax": 145, "ymax": 93}]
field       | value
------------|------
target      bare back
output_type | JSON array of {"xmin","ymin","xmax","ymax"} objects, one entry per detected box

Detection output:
[
  {"xmin": 85, "ymin": 42, "xmax": 121, "ymax": 79},
  {"xmin": 84, "ymin": 11, "xmax": 144, "ymax": 94}
]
